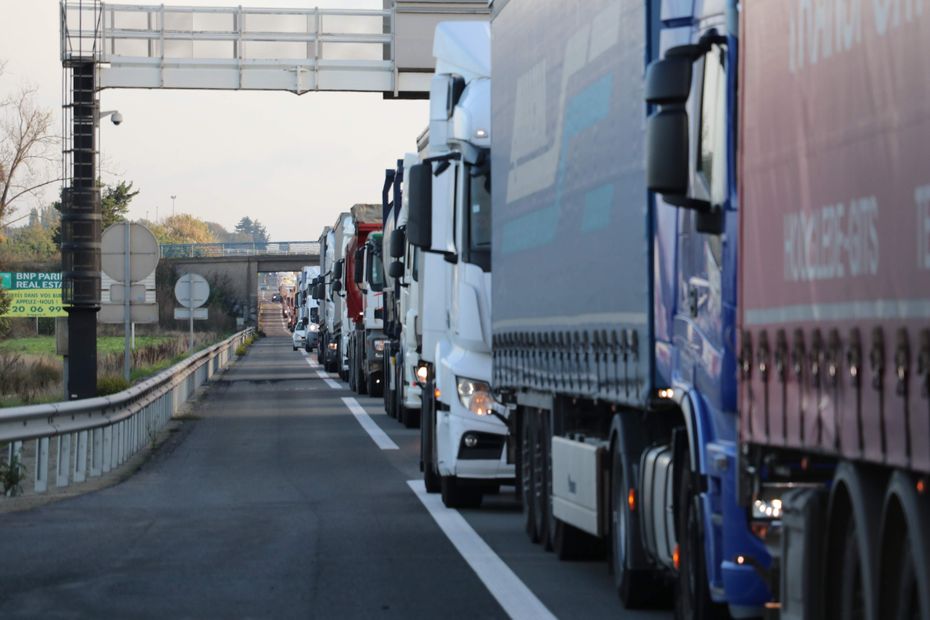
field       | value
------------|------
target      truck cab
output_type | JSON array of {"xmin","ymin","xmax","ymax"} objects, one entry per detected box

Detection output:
[
  {"xmin": 645, "ymin": 1, "xmax": 769, "ymax": 616},
  {"xmin": 382, "ymin": 154, "xmax": 424, "ymax": 428},
  {"xmin": 407, "ymin": 21, "xmax": 512, "ymax": 509}
]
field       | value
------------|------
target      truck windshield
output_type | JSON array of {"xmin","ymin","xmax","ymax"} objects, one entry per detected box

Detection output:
[{"xmin": 466, "ymin": 158, "xmax": 491, "ymax": 271}]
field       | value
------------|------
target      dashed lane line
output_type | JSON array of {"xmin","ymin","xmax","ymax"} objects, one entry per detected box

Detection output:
[
  {"xmin": 407, "ymin": 480, "xmax": 558, "ymax": 620},
  {"xmin": 342, "ymin": 397, "xmax": 399, "ymax": 450},
  {"xmin": 302, "ymin": 357, "xmax": 342, "ymax": 390}
]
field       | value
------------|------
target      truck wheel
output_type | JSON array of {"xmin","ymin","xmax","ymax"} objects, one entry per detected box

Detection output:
[
  {"xmin": 293, "ymin": 345, "xmax": 298, "ymax": 351},
  {"xmin": 825, "ymin": 463, "xmax": 884, "ymax": 620},
  {"xmin": 441, "ymin": 476, "xmax": 482, "ymax": 509},
  {"xmin": 384, "ymin": 364, "xmax": 395, "ymax": 418},
  {"xmin": 879, "ymin": 471, "xmax": 930, "ymax": 620},
  {"xmin": 611, "ymin": 443, "xmax": 658, "ymax": 607},
  {"xmin": 367, "ymin": 369, "xmax": 381, "ymax": 397},
  {"xmin": 532, "ymin": 410, "xmax": 551, "ymax": 549},
  {"xmin": 421, "ymin": 382, "xmax": 441, "ymax": 493},
  {"xmin": 675, "ymin": 462, "xmax": 726, "ymax": 620},
  {"xmin": 521, "ymin": 410, "xmax": 538, "ymax": 542},
  {"xmin": 358, "ymin": 367, "xmax": 369, "ymax": 395}
]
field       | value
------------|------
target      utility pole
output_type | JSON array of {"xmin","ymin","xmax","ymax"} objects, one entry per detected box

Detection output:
[{"xmin": 171, "ymin": 194, "xmax": 177, "ymax": 217}]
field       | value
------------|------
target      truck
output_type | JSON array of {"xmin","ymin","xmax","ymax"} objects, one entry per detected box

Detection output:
[
  {"xmin": 346, "ymin": 204, "xmax": 387, "ymax": 396},
  {"xmin": 316, "ymin": 226, "xmax": 338, "ymax": 369},
  {"xmin": 330, "ymin": 212, "xmax": 356, "ymax": 378},
  {"xmin": 491, "ymin": 0, "xmax": 770, "ymax": 617},
  {"xmin": 644, "ymin": 1, "xmax": 929, "ymax": 617},
  {"xmin": 405, "ymin": 20, "xmax": 513, "ymax": 509},
  {"xmin": 380, "ymin": 155, "xmax": 424, "ymax": 428},
  {"xmin": 296, "ymin": 265, "xmax": 320, "ymax": 351}
]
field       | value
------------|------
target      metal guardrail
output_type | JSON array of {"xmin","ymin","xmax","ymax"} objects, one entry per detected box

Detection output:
[
  {"xmin": 0, "ymin": 328, "xmax": 254, "ymax": 497},
  {"xmin": 160, "ymin": 241, "xmax": 320, "ymax": 259}
]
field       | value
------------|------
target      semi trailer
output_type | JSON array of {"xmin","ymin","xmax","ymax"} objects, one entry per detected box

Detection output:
[
  {"xmin": 406, "ymin": 20, "xmax": 514, "ymax": 509},
  {"xmin": 723, "ymin": 2, "xmax": 928, "ymax": 618}
]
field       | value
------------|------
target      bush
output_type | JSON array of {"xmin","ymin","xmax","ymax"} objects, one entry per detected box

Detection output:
[
  {"xmin": 235, "ymin": 344, "xmax": 248, "ymax": 357},
  {"xmin": 97, "ymin": 374, "xmax": 130, "ymax": 396}
]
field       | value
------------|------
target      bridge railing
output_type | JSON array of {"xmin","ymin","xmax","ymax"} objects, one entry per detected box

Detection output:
[
  {"xmin": 0, "ymin": 328, "xmax": 254, "ymax": 498},
  {"xmin": 160, "ymin": 241, "xmax": 320, "ymax": 258}
]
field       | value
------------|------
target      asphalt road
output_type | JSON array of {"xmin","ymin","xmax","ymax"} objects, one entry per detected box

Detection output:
[{"xmin": 0, "ymin": 302, "xmax": 673, "ymax": 619}]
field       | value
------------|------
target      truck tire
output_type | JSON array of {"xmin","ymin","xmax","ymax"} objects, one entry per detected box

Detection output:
[
  {"xmin": 441, "ymin": 476, "xmax": 482, "ymax": 509},
  {"xmin": 532, "ymin": 409, "xmax": 552, "ymax": 549},
  {"xmin": 825, "ymin": 462, "xmax": 884, "ymax": 620},
  {"xmin": 384, "ymin": 360, "xmax": 396, "ymax": 419},
  {"xmin": 293, "ymin": 345, "xmax": 298, "ymax": 351},
  {"xmin": 521, "ymin": 410, "xmax": 538, "ymax": 542},
  {"xmin": 421, "ymin": 381, "xmax": 441, "ymax": 493},
  {"xmin": 368, "ymin": 372, "xmax": 382, "ymax": 397},
  {"xmin": 879, "ymin": 471, "xmax": 930, "ymax": 620},
  {"xmin": 675, "ymin": 461, "xmax": 727, "ymax": 620},
  {"xmin": 611, "ymin": 442, "xmax": 659, "ymax": 608}
]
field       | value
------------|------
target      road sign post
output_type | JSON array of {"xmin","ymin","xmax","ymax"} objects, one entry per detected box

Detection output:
[
  {"xmin": 101, "ymin": 222, "xmax": 159, "ymax": 382},
  {"xmin": 174, "ymin": 273, "xmax": 210, "ymax": 353}
]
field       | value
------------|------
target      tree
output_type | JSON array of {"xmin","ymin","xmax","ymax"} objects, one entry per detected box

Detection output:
[
  {"xmin": 101, "ymin": 180, "xmax": 139, "ymax": 228},
  {"xmin": 0, "ymin": 62, "xmax": 58, "ymax": 237},
  {"xmin": 234, "ymin": 216, "xmax": 270, "ymax": 244},
  {"xmin": 148, "ymin": 214, "xmax": 218, "ymax": 245}
]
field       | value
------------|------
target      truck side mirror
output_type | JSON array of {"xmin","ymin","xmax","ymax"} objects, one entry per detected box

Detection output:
[
  {"xmin": 644, "ymin": 52, "xmax": 694, "ymax": 106},
  {"xmin": 388, "ymin": 260, "xmax": 404, "ymax": 279},
  {"xmin": 646, "ymin": 107, "xmax": 689, "ymax": 195},
  {"xmin": 407, "ymin": 163, "xmax": 432, "ymax": 249},
  {"xmin": 334, "ymin": 260, "xmax": 343, "ymax": 280},
  {"xmin": 332, "ymin": 280, "xmax": 342, "ymax": 293},
  {"xmin": 644, "ymin": 45, "xmax": 713, "ymax": 223},
  {"xmin": 390, "ymin": 228, "xmax": 406, "ymax": 258}
]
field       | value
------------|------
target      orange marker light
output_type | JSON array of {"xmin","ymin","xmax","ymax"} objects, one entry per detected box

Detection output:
[
  {"xmin": 918, "ymin": 478, "xmax": 926, "ymax": 495},
  {"xmin": 627, "ymin": 488, "xmax": 636, "ymax": 512},
  {"xmin": 434, "ymin": 388, "xmax": 442, "ymax": 400},
  {"xmin": 672, "ymin": 544, "xmax": 680, "ymax": 570}
]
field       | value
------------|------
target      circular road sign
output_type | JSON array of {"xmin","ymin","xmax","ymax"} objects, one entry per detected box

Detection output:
[
  {"xmin": 101, "ymin": 222, "xmax": 159, "ymax": 283},
  {"xmin": 174, "ymin": 273, "xmax": 210, "ymax": 309}
]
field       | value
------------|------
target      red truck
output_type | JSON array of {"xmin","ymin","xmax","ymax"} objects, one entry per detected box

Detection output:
[
  {"xmin": 344, "ymin": 204, "xmax": 386, "ymax": 396},
  {"xmin": 738, "ymin": 2, "xmax": 929, "ymax": 617}
]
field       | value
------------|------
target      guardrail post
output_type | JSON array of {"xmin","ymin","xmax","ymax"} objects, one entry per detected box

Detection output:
[
  {"xmin": 90, "ymin": 427, "xmax": 103, "ymax": 477},
  {"xmin": 34, "ymin": 437, "xmax": 49, "ymax": 493},
  {"xmin": 56, "ymin": 434, "xmax": 71, "ymax": 488},
  {"xmin": 102, "ymin": 425, "xmax": 112, "ymax": 473},
  {"xmin": 73, "ymin": 430, "xmax": 88, "ymax": 483}
]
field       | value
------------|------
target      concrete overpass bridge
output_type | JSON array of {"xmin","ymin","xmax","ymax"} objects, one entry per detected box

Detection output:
[{"xmin": 161, "ymin": 241, "xmax": 319, "ymax": 322}]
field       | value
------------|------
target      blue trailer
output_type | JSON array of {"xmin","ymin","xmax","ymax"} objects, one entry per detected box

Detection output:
[{"xmin": 491, "ymin": 0, "xmax": 768, "ymax": 616}]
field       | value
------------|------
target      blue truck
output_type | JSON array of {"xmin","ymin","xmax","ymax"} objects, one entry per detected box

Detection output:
[{"xmin": 491, "ymin": 0, "xmax": 767, "ymax": 617}]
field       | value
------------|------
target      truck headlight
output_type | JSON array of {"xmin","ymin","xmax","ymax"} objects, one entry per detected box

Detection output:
[
  {"xmin": 415, "ymin": 362, "xmax": 428, "ymax": 386},
  {"xmin": 309, "ymin": 323, "xmax": 319, "ymax": 332},
  {"xmin": 751, "ymin": 497, "xmax": 783, "ymax": 520},
  {"xmin": 373, "ymin": 339, "xmax": 386, "ymax": 353},
  {"xmin": 328, "ymin": 342, "xmax": 338, "ymax": 351},
  {"xmin": 456, "ymin": 377, "xmax": 495, "ymax": 416}
]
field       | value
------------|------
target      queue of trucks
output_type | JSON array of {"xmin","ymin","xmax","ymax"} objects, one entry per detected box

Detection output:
[{"xmin": 299, "ymin": 1, "xmax": 930, "ymax": 618}]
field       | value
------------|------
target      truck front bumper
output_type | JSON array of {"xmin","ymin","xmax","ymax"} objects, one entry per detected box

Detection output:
[{"xmin": 436, "ymin": 402, "xmax": 514, "ymax": 481}]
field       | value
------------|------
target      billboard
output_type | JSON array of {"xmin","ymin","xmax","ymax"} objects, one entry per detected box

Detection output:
[{"xmin": 0, "ymin": 272, "xmax": 67, "ymax": 318}]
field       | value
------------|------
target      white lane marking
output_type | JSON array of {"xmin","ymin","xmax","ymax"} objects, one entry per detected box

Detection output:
[
  {"xmin": 304, "ymin": 358, "xmax": 341, "ymax": 389},
  {"xmin": 407, "ymin": 480, "xmax": 557, "ymax": 620},
  {"xmin": 342, "ymin": 397, "xmax": 399, "ymax": 450}
]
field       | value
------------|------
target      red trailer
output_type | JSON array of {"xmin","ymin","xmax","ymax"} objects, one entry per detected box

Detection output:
[{"xmin": 738, "ymin": 3, "xmax": 930, "ymax": 617}]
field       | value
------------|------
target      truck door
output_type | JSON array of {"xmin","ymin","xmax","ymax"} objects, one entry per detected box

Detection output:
[{"xmin": 674, "ymin": 40, "xmax": 731, "ymax": 417}]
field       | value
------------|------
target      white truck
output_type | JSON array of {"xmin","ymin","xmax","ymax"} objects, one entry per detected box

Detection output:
[
  {"xmin": 382, "ymin": 153, "xmax": 423, "ymax": 428},
  {"xmin": 406, "ymin": 21, "xmax": 513, "ymax": 509},
  {"xmin": 315, "ymin": 226, "xmax": 337, "ymax": 369},
  {"xmin": 330, "ymin": 212, "xmax": 356, "ymax": 378}
]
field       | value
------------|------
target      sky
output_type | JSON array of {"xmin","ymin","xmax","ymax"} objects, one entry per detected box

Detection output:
[{"xmin": 0, "ymin": 0, "xmax": 429, "ymax": 241}]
